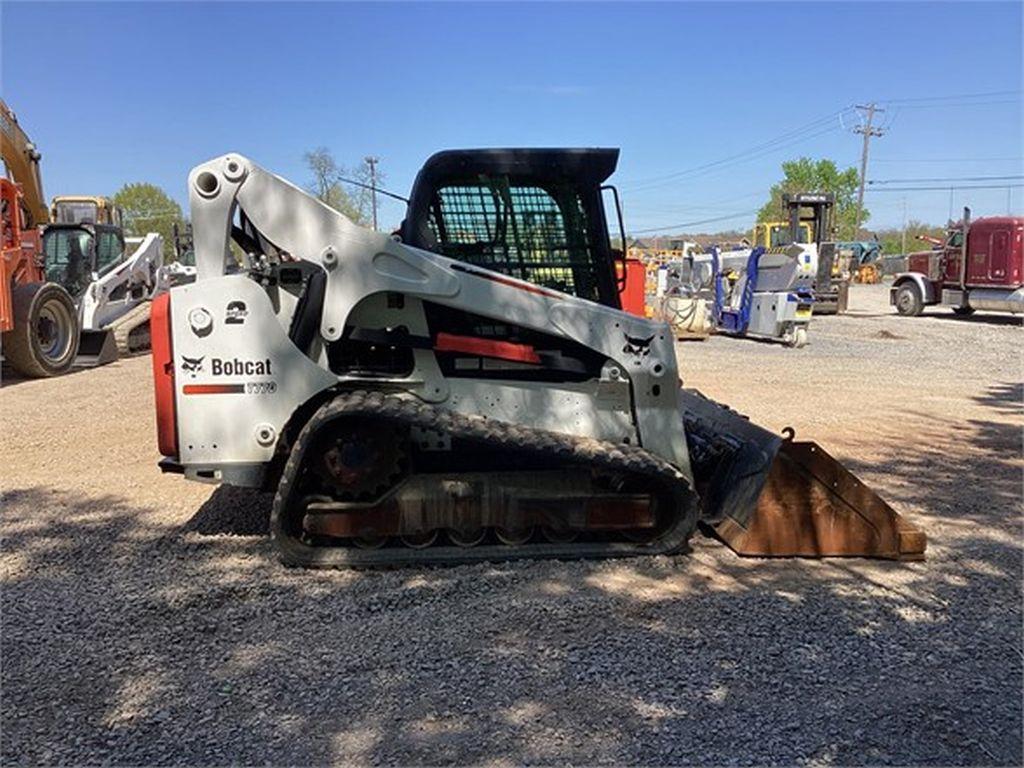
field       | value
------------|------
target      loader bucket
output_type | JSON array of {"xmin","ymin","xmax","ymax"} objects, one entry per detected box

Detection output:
[
  {"xmin": 680, "ymin": 389, "xmax": 926, "ymax": 560},
  {"xmin": 73, "ymin": 329, "xmax": 119, "ymax": 368}
]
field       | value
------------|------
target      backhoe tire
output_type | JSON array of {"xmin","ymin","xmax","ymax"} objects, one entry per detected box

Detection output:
[
  {"xmin": 2, "ymin": 283, "xmax": 80, "ymax": 377},
  {"xmin": 894, "ymin": 282, "xmax": 924, "ymax": 317}
]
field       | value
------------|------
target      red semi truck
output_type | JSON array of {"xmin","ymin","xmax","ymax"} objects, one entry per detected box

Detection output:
[{"xmin": 891, "ymin": 210, "xmax": 1023, "ymax": 317}]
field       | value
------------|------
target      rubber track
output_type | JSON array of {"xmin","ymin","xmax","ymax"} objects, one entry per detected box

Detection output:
[
  {"xmin": 109, "ymin": 301, "xmax": 152, "ymax": 355},
  {"xmin": 271, "ymin": 390, "xmax": 700, "ymax": 569}
]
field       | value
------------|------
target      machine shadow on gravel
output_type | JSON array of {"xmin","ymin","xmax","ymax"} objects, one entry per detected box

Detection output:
[
  {"xmin": 182, "ymin": 485, "xmax": 273, "ymax": 536},
  {"xmin": 927, "ymin": 312, "xmax": 1023, "ymax": 327},
  {"xmin": 971, "ymin": 381, "xmax": 1024, "ymax": 415},
  {"xmin": 0, "ymin": 362, "xmax": 97, "ymax": 389},
  {"xmin": 1, "ymin": 387, "xmax": 1021, "ymax": 767}
]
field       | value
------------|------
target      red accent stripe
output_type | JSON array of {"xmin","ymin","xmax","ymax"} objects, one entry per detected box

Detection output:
[
  {"xmin": 453, "ymin": 263, "xmax": 563, "ymax": 299},
  {"xmin": 150, "ymin": 293, "xmax": 177, "ymax": 457},
  {"xmin": 434, "ymin": 332, "xmax": 542, "ymax": 364},
  {"xmin": 183, "ymin": 384, "xmax": 246, "ymax": 395}
]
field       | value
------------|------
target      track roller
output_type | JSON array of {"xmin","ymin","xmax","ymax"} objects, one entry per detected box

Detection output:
[
  {"xmin": 447, "ymin": 527, "xmax": 487, "ymax": 548},
  {"xmin": 495, "ymin": 526, "xmax": 534, "ymax": 546},
  {"xmin": 400, "ymin": 530, "xmax": 439, "ymax": 549}
]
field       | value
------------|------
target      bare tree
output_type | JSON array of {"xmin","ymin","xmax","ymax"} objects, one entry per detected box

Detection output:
[
  {"xmin": 302, "ymin": 148, "xmax": 380, "ymax": 227},
  {"xmin": 304, "ymin": 147, "xmax": 339, "ymax": 202}
]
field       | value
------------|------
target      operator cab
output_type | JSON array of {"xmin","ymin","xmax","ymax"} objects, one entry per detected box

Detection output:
[
  {"xmin": 754, "ymin": 222, "xmax": 812, "ymax": 248},
  {"xmin": 50, "ymin": 196, "xmax": 124, "ymax": 228},
  {"xmin": 42, "ymin": 224, "xmax": 126, "ymax": 296},
  {"xmin": 171, "ymin": 222, "xmax": 196, "ymax": 267},
  {"xmin": 399, "ymin": 148, "xmax": 627, "ymax": 309}
]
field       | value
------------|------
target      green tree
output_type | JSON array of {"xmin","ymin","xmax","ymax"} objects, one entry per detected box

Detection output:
[
  {"xmin": 112, "ymin": 183, "xmax": 184, "ymax": 253},
  {"xmin": 758, "ymin": 158, "xmax": 865, "ymax": 239},
  {"xmin": 303, "ymin": 148, "xmax": 381, "ymax": 227},
  {"xmin": 874, "ymin": 220, "xmax": 947, "ymax": 256}
]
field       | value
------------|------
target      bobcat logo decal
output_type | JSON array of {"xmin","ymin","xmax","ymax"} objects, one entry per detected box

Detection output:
[
  {"xmin": 180, "ymin": 356, "xmax": 204, "ymax": 377},
  {"xmin": 622, "ymin": 333, "xmax": 655, "ymax": 358}
]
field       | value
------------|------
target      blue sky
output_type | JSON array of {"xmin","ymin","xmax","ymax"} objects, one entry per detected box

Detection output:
[{"xmin": 3, "ymin": 1, "xmax": 1021, "ymax": 234}]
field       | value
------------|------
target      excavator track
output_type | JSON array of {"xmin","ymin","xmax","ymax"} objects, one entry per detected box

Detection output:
[
  {"xmin": 109, "ymin": 300, "xmax": 153, "ymax": 356},
  {"xmin": 271, "ymin": 390, "xmax": 700, "ymax": 568}
]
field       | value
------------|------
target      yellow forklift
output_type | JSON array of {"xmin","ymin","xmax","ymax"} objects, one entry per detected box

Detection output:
[
  {"xmin": 758, "ymin": 193, "xmax": 847, "ymax": 314},
  {"xmin": 752, "ymin": 220, "xmax": 813, "ymax": 248}
]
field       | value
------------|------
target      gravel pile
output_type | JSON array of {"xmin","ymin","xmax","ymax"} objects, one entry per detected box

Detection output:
[{"xmin": 2, "ymin": 285, "xmax": 1021, "ymax": 765}]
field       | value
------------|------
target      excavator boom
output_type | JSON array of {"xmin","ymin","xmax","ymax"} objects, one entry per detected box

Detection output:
[{"xmin": 0, "ymin": 100, "xmax": 48, "ymax": 229}]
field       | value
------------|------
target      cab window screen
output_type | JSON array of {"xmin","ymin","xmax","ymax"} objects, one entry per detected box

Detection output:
[
  {"xmin": 427, "ymin": 178, "xmax": 600, "ymax": 301},
  {"xmin": 54, "ymin": 202, "xmax": 99, "ymax": 225},
  {"xmin": 95, "ymin": 230, "xmax": 123, "ymax": 274},
  {"xmin": 43, "ymin": 229, "xmax": 93, "ymax": 295}
]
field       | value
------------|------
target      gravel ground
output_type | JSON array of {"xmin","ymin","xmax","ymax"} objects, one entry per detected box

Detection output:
[{"xmin": 1, "ymin": 284, "xmax": 1021, "ymax": 766}]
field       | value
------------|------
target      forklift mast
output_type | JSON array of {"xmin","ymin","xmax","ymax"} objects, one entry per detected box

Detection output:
[
  {"xmin": 784, "ymin": 192, "xmax": 835, "ymax": 246},
  {"xmin": 782, "ymin": 192, "xmax": 848, "ymax": 313}
]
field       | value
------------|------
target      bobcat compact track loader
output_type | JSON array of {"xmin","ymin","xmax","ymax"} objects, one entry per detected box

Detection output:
[
  {"xmin": 41, "ymin": 223, "xmax": 167, "ymax": 365},
  {"xmin": 152, "ymin": 150, "xmax": 925, "ymax": 567}
]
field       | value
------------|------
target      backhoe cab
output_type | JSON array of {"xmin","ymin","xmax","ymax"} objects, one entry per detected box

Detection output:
[{"xmin": 50, "ymin": 195, "xmax": 124, "ymax": 228}]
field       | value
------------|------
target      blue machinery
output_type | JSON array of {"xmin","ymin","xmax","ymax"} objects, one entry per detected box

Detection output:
[
  {"xmin": 709, "ymin": 245, "xmax": 815, "ymax": 347},
  {"xmin": 711, "ymin": 246, "xmax": 763, "ymax": 334}
]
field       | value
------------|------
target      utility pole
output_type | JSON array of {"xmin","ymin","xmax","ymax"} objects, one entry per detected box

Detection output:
[
  {"xmin": 854, "ymin": 103, "xmax": 885, "ymax": 237},
  {"xmin": 901, "ymin": 197, "xmax": 907, "ymax": 255},
  {"xmin": 364, "ymin": 156, "xmax": 379, "ymax": 231}
]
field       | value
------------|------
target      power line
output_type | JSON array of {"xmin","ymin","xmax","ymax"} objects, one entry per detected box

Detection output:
[
  {"xmin": 335, "ymin": 174, "xmax": 408, "ymax": 204},
  {"xmin": 869, "ymin": 175, "xmax": 1024, "ymax": 184},
  {"xmin": 122, "ymin": 208, "xmax": 182, "ymax": 220},
  {"xmin": 629, "ymin": 208, "xmax": 761, "ymax": 235},
  {"xmin": 621, "ymin": 108, "xmax": 852, "ymax": 191},
  {"xmin": 866, "ymin": 183, "xmax": 1024, "ymax": 192},
  {"xmin": 625, "ymin": 123, "xmax": 846, "ymax": 193},
  {"xmin": 879, "ymin": 89, "xmax": 1021, "ymax": 105},
  {"xmin": 872, "ymin": 156, "xmax": 1023, "ymax": 164},
  {"xmin": 621, "ymin": 92, "xmax": 1019, "ymax": 193},
  {"xmin": 891, "ymin": 99, "xmax": 1019, "ymax": 111},
  {"xmin": 623, "ymin": 190, "xmax": 764, "ymax": 214}
]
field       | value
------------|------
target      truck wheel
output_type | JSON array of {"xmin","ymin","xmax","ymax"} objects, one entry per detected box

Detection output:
[
  {"xmin": 894, "ymin": 282, "xmax": 924, "ymax": 317},
  {"xmin": 952, "ymin": 305, "xmax": 975, "ymax": 316},
  {"xmin": 2, "ymin": 283, "xmax": 80, "ymax": 377}
]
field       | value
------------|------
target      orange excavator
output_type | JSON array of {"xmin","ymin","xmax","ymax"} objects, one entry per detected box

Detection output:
[{"xmin": 1, "ymin": 99, "xmax": 80, "ymax": 376}]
